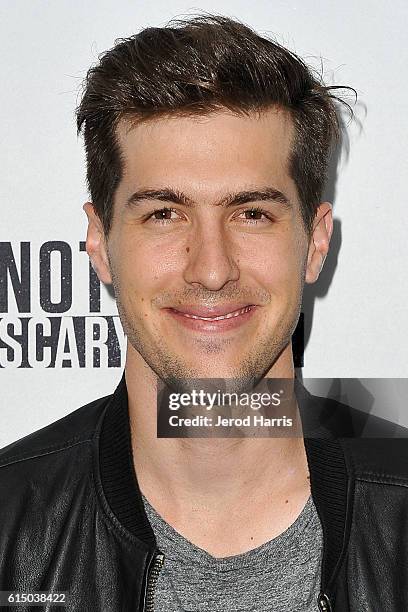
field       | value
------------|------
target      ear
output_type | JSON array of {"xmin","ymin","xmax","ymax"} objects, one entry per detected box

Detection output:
[
  {"xmin": 83, "ymin": 203, "xmax": 112, "ymax": 284},
  {"xmin": 305, "ymin": 202, "xmax": 333, "ymax": 284}
]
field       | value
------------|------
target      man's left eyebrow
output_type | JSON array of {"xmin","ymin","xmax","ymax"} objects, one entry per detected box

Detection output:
[
  {"xmin": 219, "ymin": 188, "xmax": 291, "ymax": 209},
  {"xmin": 126, "ymin": 186, "xmax": 291, "ymax": 209}
]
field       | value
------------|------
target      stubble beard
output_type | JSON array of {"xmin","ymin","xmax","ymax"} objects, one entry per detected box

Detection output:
[{"xmin": 114, "ymin": 290, "xmax": 303, "ymax": 397}]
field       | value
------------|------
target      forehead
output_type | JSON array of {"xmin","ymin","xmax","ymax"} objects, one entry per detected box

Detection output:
[{"xmin": 115, "ymin": 108, "xmax": 298, "ymax": 204}]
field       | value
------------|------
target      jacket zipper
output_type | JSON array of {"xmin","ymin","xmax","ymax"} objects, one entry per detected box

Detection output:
[
  {"xmin": 317, "ymin": 592, "xmax": 332, "ymax": 611},
  {"xmin": 144, "ymin": 552, "xmax": 165, "ymax": 612}
]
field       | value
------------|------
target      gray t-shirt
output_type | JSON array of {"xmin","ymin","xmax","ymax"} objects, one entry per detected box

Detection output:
[{"xmin": 142, "ymin": 493, "xmax": 323, "ymax": 612}]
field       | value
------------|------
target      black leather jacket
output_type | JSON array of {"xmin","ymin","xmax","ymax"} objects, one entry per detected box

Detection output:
[{"xmin": 1, "ymin": 375, "xmax": 408, "ymax": 611}]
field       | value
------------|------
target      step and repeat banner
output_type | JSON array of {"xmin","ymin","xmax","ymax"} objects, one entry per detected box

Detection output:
[
  {"xmin": 0, "ymin": 241, "xmax": 123, "ymax": 370},
  {"xmin": 1, "ymin": 0, "xmax": 407, "ymax": 446}
]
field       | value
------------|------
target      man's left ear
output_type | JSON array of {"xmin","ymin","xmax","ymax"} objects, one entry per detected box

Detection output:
[{"xmin": 305, "ymin": 202, "xmax": 333, "ymax": 284}]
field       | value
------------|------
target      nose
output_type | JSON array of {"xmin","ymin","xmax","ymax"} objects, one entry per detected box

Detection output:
[{"xmin": 183, "ymin": 223, "xmax": 240, "ymax": 291}]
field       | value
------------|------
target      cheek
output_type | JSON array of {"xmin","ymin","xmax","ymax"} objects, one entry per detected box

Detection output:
[
  {"xmin": 242, "ymin": 234, "xmax": 304, "ymax": 293},
  {"xmin": 113, "ymin": 237, "xmax": 183, "ymax": 304}
]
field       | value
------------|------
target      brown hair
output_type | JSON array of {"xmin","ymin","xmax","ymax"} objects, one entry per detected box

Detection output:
[{"xmin": 77, "ymin": 14, "xmax": 354, "ymax": 234}]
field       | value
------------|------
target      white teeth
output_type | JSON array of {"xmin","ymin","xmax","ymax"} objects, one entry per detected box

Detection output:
[{"xmin": 180, "ymin": 306, "xmax": 252, "ymax": 321}]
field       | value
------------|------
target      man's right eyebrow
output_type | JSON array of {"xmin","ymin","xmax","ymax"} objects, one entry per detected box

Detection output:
[{"xmin": 126, "ymin": 188, "xmax": 194, "ymax": 208}]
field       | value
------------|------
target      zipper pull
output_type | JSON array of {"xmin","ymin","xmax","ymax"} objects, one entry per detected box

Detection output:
[{"xmin": 318, "ymin": 592, "xmax": 332, "ymax": 611}]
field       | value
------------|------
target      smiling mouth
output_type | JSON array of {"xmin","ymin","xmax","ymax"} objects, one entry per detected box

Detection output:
[{"xmin": 170, "ymin": 305, "xmax": 254, "ymax": 321}]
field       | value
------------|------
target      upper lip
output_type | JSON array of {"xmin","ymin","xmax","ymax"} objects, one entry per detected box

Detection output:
[{"xmin": 166, "ymin": 303, "xmax": 255, "ymax": 318}]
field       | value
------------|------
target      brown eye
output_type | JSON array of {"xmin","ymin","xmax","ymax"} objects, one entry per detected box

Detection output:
[
  {"xmin": 236, "ymin": 207, "xmax": 272, "ymax": 224},
  {"xmin": 153, "ymin": 208, "xmax": 174, "ymax": 220},
  {"xmin": 244, "ymin": 209, "xmax": 263, "ymax": 220},
  {"xmin": 146, "ymin": 207, "xmax": 183, "ymax": 224}
]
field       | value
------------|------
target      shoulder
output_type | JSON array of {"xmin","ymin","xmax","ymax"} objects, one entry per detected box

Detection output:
[
  {"xmin": 341, "ymin": 435, "xmax": 408, "ymax": 483},
  {"xmin": 298, "ymin": 381, "xmax": 408, "ymax": 438},
  {"xmin": 0, "ymin": 389, "xmax": 114, "ymax": 529},
  {"xmin": 0, "ymin": 391, "xmax": 112, "ymax": 470},
  {"xmin": 336, "ymin": 405, "xmax": 408, "ymax": 482},
  {"xmin": 300, "ymin": 384, "xmax": 408, "ymax": 481},
  {"xmin": 0, "ymin": 388, "xmax": 116, "ymax": 576}
]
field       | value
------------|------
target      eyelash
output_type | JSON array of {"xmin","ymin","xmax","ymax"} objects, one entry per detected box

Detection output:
[{"xmin": 146, "ymin": 206, "xmax": 273, "ymax": 225}]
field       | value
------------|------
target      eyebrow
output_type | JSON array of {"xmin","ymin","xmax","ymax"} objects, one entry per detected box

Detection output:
[{"xmin": 126, "ymin": 187, "xmax": 291, "ymax": 210}]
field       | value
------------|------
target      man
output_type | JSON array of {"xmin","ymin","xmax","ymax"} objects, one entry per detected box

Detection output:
[{"xmin": 1, "ymin": 14, "xmax": 407, "ymax": 612}]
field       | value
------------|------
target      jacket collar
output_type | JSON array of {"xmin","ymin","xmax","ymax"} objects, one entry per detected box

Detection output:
[
  {"xmin": 99, "ymin": 373, "xmax": 156, "ymax": 547},
  {"xmin": 98, "ymin": 373, "xmax": 351, "ymax": 593}
]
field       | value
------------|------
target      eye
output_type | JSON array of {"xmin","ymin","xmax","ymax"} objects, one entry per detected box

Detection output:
[
  {"xmin": 236, "ymin": 207, "xmax": 273, "ymax": 224},
  {"xmin": 146, "ymin": 207, "xmax": 181, "ymax": 224},
  {"xmin": 144, "ymin": 205, "xmax": 273, "ymax": 226}
]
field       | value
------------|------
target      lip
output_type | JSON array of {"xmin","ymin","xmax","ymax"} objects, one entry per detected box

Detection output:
[
  {"xmin": 163, "ymin": 304, "xmax": 258, "ymax": 332},
  {"xmin": 167, "ymin": 303, "xmax": 255, "ymax": 318}
]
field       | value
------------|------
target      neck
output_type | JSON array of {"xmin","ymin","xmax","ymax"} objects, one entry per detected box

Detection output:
[{"xmin": 125, "ymin": 343, "xmax": 309, "ymax": 518}]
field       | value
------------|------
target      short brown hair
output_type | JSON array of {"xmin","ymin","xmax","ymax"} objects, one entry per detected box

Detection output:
[{"xmin": 77, "ymin": 14, "xmax": 353, "ymax": 234}]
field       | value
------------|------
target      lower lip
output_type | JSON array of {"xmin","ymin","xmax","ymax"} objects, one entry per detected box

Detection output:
[{"xmin": 164, "ymin": 306, "xmax": 257, "ymax": 332}]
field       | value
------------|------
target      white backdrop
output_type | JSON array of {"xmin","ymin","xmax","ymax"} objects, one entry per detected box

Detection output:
[{"xmin": 1, "ymin": 0, "xmax": 407, "ymax": 447}]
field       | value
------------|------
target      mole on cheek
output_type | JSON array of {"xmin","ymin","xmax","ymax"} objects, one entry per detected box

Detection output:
[{"xmin": 186, "ymin": 246, "xmax": 190, "ymax": 253}]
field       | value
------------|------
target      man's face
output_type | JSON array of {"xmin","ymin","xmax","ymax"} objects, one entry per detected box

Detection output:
[{"xmin": 86, "ymin": 108, "xmax": 331, "ymax": 382}]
